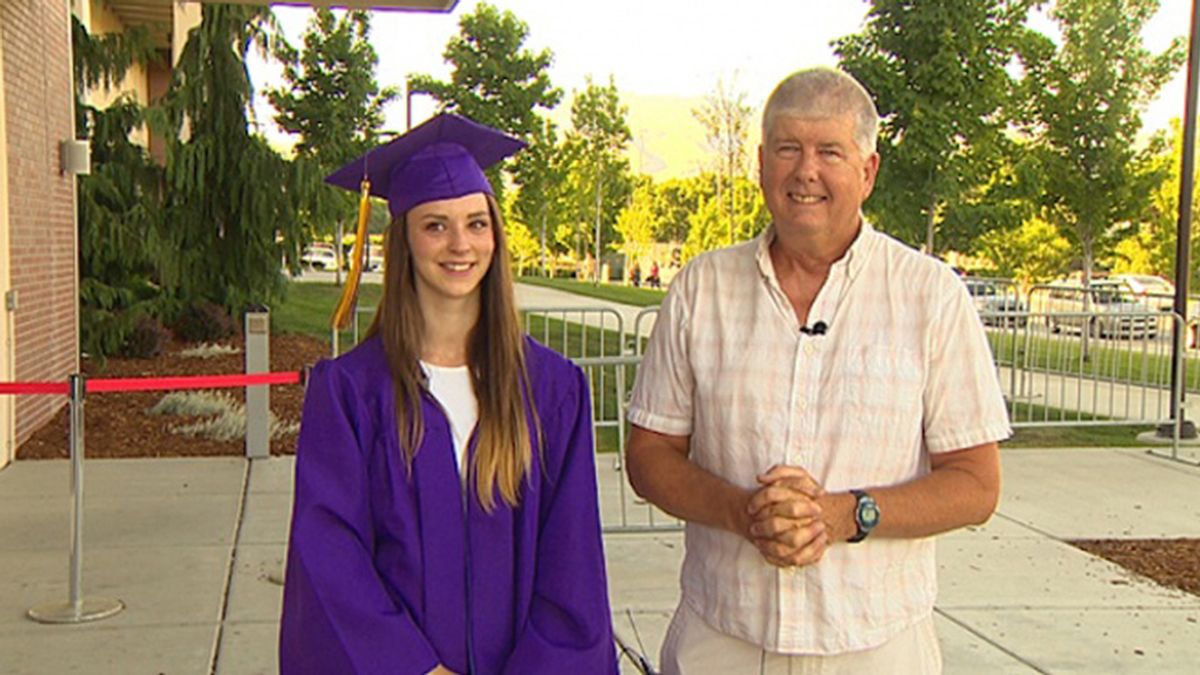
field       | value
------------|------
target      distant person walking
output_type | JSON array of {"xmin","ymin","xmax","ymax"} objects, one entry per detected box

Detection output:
[{"xmin": 646, "ymin": 261, "xmax": 661, "ymax": 289}]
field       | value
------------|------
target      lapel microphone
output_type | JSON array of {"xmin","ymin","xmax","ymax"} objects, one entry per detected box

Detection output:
[{"xmin": 800, "ymin": 320, "xmax": 828, "ymax": 336}]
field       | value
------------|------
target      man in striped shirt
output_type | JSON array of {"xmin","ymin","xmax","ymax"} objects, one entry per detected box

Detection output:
[{"xmin": 626, "ymin": 67, "xmax": 1011, "ymax": 674}]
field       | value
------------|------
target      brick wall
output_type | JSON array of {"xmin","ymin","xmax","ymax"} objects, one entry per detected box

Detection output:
[{"xmin": 2, "ymin": 1, "xmax": 79, "ymax": 446}]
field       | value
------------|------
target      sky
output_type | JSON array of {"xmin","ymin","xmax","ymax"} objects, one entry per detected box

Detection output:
[{"xmin": 249, "ymin": 0, "xmax": 1198, "ymax": 179}]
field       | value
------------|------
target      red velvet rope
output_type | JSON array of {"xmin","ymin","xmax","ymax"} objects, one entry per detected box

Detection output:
[
  {"xmin": 0, "ymin": 371, "xmax": 302, "ymax": 396},
  {"xmin": 0, "ymin": 382, "xmax": 69, "ymax": 395}
]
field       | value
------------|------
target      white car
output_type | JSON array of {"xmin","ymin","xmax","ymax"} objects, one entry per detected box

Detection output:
[
  {"xmin": 1037, "ymin": 279, "xmax": 1159, "ymax": 339},
  {"xmin": 300, "ymin": 247, "xmax": 338, "ymax": 271},
  {"xmin": 964, "ymin": 279, "xmax": 1026, "ymax": 327},
  {"xmin": 1107, "ymin": 274, "xmax": 1175, "ymax": 312}
]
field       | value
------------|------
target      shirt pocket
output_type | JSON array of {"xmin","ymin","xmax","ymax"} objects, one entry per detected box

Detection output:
[{"xmin": 822, "ymin": 345, "xmax": 925, "ymax": 482}]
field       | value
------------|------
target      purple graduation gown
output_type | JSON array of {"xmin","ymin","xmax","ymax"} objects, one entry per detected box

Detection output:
[{"xmin": 279, "ymin": 336, "xmax": 618, "ymax": 675}]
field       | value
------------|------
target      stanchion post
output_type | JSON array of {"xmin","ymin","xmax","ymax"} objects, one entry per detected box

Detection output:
[
  {"xmin": 245, "ymin": 305, "xmax": 270, "ymax": 459},
  {"xmin": 27, "ymin": 373, "xmax": 123, "ymax": 624}
]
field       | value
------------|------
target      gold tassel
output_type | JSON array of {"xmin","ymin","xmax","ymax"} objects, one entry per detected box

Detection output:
[{"xmin": 331, "ymin": 178, "xmax": 372, "ymax": 331}]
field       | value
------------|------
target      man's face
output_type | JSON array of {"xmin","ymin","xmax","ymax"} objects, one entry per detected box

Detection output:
[{"xmin": 758, "ymin": 113, "xmax": 879, "ymax": 244}]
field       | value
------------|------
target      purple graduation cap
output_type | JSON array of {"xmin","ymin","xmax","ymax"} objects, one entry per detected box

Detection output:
[{"xmin": 325, "ymin": 113, "xmax": 526, "ymax": 219}]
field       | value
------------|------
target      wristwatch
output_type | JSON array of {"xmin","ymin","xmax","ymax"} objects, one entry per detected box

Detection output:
[{"xmin": 848, "ymin": 489, "xmax": 880, "ymax": 543}]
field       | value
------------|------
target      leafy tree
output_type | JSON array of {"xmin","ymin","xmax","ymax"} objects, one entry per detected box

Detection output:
[
  {"xmin": 501, "ymin": 198, "xmax": 541, "ymax": 276},
  {"xmin": 1106, "ymin": 120, "xmax": 1200, "ymax": 286},
  {"xmin": 974, "ymin": 216, "xmax": 1072, "ymax": 286},
  {"xmin": 511, "ymin": 116, "xmax": 568, "ymax": 274},
  {"xmin": 654, "ymin": 177, "xmax": 712, "ymax": 244},
  {"xmin": 614, "ymin": 176, "xmax": 661, "ymax": 261},
  {"xmin": 563, "ymin": 76, "xmax": 633, "ymax": 280},
  {"xmin": 1023, "ymin": 0, "xmax": 1185, "ymax": 293},
  {"xmin": 150, "ymin": 5, "xmax": 307, "ymax": 314},
  {"xmin": 267, "ymin": 9, "xmax": 395, "ymax": 284},
  {"xmin": 683, "ymin": 175, "xmax": 770, "ymax": 261},
  {"xmin": 835, "ymin": 0, "xmax": 1038, "ymax": 253},
  {"xmin": 692, "ymin": 76, "xmax": 753, "ymax": 246},
  {"xmin": 408, "ymin": 2, "xmax": 561, "ymax": 201},
  {"xmin": 72, "ymin": 17, "xmax": 163, "ymax": 361}
]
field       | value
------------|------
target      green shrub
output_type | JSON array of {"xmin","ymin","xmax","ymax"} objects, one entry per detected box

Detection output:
[
  {"xmin": 121, "ymin": 315, "xmax": 171, "ymax": 358},
  {"xmin": 173, "ymin": 301, "xmax": 238, "ymax": 343}
]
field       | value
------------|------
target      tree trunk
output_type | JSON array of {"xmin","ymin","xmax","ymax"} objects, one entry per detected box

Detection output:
[
  {"xmin": 1082, "ymin": 239, "xmax": 1094, "ymax": 361},
  {"xmin": 924, "ymin": 193, "xmax": 937, "ymax": 255},
  {"xmin": 334, "ymin": 219, "xmax": 344, "ymax": 287},
  {"xmin": 539, "ymin": 206, "xmax": 548, "ymax": 277},
  {"xmin": 593, "ymin": 165, "xmax": 603, "ymax": 285},
  {"xmin": 728, "ymin": 157, "xmax": 735, "ymax": 245}
]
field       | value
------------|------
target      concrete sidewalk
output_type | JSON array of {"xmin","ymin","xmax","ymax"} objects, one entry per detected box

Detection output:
[{"xmin": 2, "ymin": 447, "xmax": 1200, "ymax": 674}]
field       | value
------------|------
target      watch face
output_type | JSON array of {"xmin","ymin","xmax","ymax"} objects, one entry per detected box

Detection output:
[
  {"xmin": 856, "ymin": 494, "xmax": 880, "ymax": 530},
  {"xmin": 860, "ymin": 501, "xmax": 880, "ymax": 528}
]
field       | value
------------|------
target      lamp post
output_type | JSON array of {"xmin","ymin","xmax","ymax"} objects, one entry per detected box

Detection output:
[{"xmin": 1161, "ymin": 0, "xmax": 1200, "ymax": 440}]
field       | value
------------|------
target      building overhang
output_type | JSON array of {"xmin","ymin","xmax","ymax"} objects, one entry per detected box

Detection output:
[
  {"xmin": 185, "ymin": 1, "xmax": 459, "ymax": 10},
  {"xmin": 101, "ymin": 1, "xmax": 457, "ymax": 49}
]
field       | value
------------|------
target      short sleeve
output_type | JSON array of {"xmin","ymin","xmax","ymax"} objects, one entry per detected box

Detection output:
[
  {"xmin": 922, "ymin": 274, "xmax": 1012, "ymax": 453},
  {"xmin": 627, "ymin": 270, "xmax": 696, "ymax": 436}
]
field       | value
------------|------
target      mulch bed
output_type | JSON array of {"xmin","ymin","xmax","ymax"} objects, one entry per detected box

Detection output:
[
  {"xmin": 17, "ymin": 334, "xmax": 328, "ymax": 459},
  {"xmin": 1072, "ymin": 539, "xmax": 1200, "ymax": 597},
  {"xmin": 13, "ymin": 335, "xmax": 1200, "ymax": 598}
]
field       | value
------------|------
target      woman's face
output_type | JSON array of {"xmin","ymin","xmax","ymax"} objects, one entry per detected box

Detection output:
[{"xmin": 405, "ymin": 192, "xmax": 495, "ymax": 305}]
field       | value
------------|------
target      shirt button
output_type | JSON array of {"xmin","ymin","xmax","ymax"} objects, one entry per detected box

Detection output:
[
  {"xmin": 797, "ymin": 398, "xmax": 808, "ymax": 411},
  {"xmin": 804, "ymin": 343, "xmax": 816, "ymax": 356}
]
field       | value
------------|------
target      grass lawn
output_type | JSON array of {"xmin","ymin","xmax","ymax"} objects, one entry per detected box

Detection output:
[
  {"xmin": 1006, "ymin": 425, "xmax": 1156, "ymax": 448},
  {"xmin": 1005, "ymin": 401, "xmax": 1155, "ymax": 448},
  {"xmin": 272, "ymin": 281, "xmax": 382, "ymax": 342},
  {"xmin": 987, "ymin": 328, "xmax": 1198, "ymax": 393},
  {"xmin": 518, "ymin": 275, "xmax": 666, "ymax": 307}
]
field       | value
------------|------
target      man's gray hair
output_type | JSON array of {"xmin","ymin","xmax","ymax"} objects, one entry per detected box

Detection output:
[{"xmin": 762, "ymin": 67, "xmax": 880, "ymax": 157}]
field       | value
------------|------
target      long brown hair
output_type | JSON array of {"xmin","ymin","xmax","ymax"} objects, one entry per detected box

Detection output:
[{"xmin": 367, "ymin": 194, "xmax": 538, "ymax": 511}]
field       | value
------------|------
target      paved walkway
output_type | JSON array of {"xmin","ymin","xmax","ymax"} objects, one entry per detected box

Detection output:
[{"xmin": 2, "ymin": 448, "xmax": 1200, "ymax": 673}]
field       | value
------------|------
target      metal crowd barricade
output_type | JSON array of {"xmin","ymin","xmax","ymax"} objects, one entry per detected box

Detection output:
[
  {"xmin": 520, "ymin": 306, "xmax": 625, "ymax": 358},
  {"xmin": 330, "ymin": 304, "xmax": 378, "ymax": 357},
  {"xmin": 573, "ymin": 353, "xmax": 682, "ymax": 534},
  {"xmin": 631, "ymin": 307, "xmax": 660, "ymax": 355},
  {"xmin": 980, "ymin": 308, "xmax": 1189, "ymax": 459}
]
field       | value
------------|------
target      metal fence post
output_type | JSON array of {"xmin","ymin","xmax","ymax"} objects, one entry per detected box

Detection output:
[
  {"xmin": 27, "ymin": 374, "xmax": 123, "ymax": 624},
  {"xmin": 245, "ymin": 306, "xmax": 270, "ymax": 459}
]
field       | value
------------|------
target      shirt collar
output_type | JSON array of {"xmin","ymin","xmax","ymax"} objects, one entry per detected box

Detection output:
[{"xmin": 754, "ymin": 215, "xmax": 878, "ymax": 283}]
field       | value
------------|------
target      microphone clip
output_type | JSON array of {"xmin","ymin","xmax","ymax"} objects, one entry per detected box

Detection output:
[{"xmin": 800, "ymin": 320, "xmax": 828, "ymax": 336}]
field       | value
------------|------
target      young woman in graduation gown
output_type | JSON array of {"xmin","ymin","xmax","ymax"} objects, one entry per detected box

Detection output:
[{"xmin": 279, "ymin": 115, "xmax": 618, "ymax": 675}]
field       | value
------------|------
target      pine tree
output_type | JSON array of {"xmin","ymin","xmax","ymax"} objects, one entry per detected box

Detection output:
[
  {"xmin": 150, "ymin": 5, "xmax": 307, "ymax": 314},
  {"xmin": 72, "ymin": 16, "xmax": 163, "ymax": 361}
]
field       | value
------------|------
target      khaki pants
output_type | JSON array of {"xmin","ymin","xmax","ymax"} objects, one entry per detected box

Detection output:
[{"xmin": 659, "ymin": 602, "xmax": 942, "ymax": 675}]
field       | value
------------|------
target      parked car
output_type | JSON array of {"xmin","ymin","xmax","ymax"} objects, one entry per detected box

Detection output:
[
  {"xmin": 964, "ymin": 279, "xmax": 1027, "ymax": 327},
  {"xmin": 1106, "ymin": 274, "xmax": 1175, "ymax": 312},
  {"xmin": 300, "ymin": 246, "xmax": 338, "ymax": 271},
  {"xmin": 1037, "ymin": 279, "xmax": 1159, "ymax": 339},
  {"xmin": 362, "ymin": 245, "xmax": 384, "ymax": 272}
]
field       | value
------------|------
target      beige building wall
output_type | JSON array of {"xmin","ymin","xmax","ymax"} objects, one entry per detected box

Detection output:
[
  {"xmin": 174, "ymin": 1, "xmax": 201, "ymax": 65},
  {"xmin": 86, "ymin": 0, "xmax": 151, "ymax": 146},
  {"xmin": 0, "ymin": 27, "xmax": 13, "ymax": 469}
]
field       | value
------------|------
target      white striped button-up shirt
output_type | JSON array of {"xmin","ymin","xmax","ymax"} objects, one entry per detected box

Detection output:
[{"xmin": 628, "ymin": 222, "xmax": 1011, "ymax": 654}]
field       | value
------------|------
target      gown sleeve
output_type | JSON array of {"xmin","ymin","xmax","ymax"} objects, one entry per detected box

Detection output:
[
  {"xmin": 279, "ymin": 360, "xmax": 440, "ymax": 675},
  {"xmin": 502, "ymin": 365, "xmax": 618, "ymax": 674}
]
